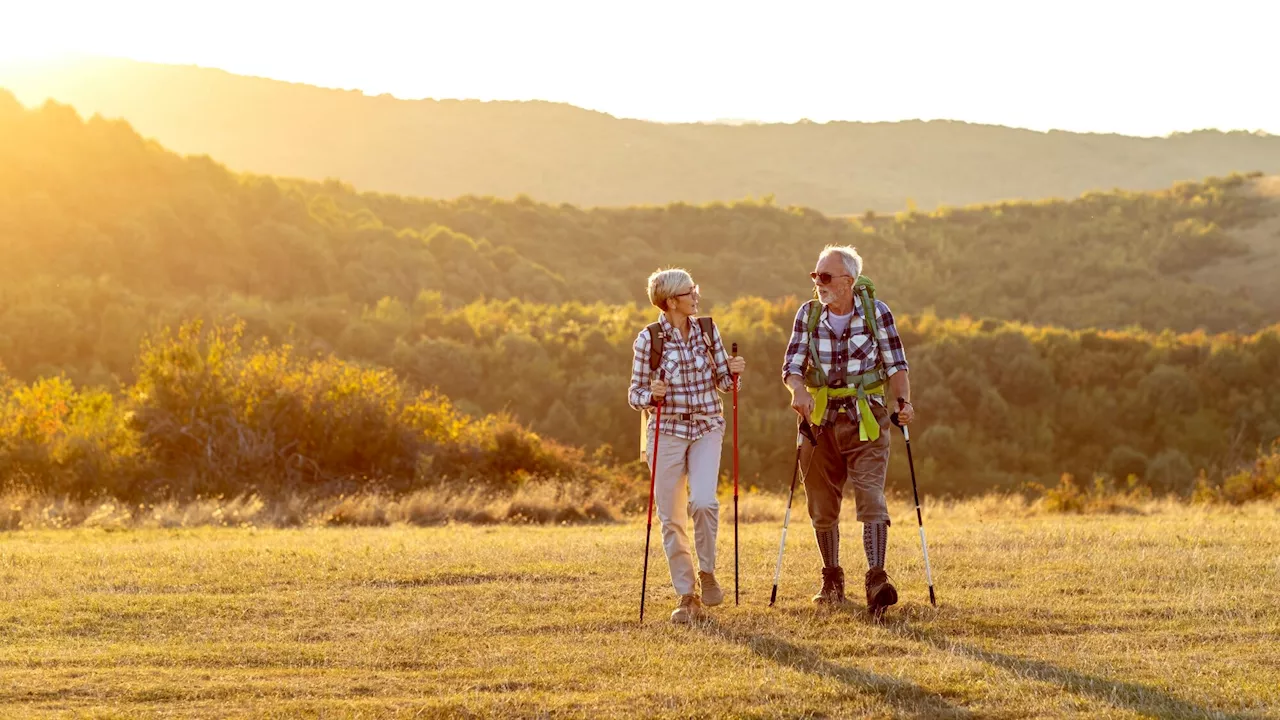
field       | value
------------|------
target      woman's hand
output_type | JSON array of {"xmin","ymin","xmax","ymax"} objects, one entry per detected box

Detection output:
[
  {"xmin": 728, "ymin": 355, "xmax": 746, "ymax": 375},
  {"xmin": 650, "ymin": 378, "xmax": 669, "ymax": 403}
]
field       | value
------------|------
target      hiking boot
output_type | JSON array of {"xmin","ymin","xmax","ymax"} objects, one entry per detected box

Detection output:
[
  {"xmin": 671, "ymin": 594, "xmax": 707, "ymax": 624},
  {"xmin": 866, "ymin": 568, "xmax": 899, "ymax": 618},
  {"xmin": 811, "ymin": 567, "xmax": 845, "ymax": 605},
  {"xmin": 699, "ymin": 571, "xmax": 723, "ymax": 606}
]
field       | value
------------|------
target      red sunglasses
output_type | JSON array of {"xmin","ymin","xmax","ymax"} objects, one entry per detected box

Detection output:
[{"xmin": 810, "ymin": 272, "xmax": 852, "ymax": 285}]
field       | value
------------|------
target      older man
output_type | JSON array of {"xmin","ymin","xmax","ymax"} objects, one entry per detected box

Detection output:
[{"xmin": 780, "ymin": 245, "xmax": 914, "ymax": 616}]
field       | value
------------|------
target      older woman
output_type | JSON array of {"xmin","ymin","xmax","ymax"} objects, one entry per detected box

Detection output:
[{"xmin": 628, "ymin": 268, "xmax": 746, "ymax": 623}]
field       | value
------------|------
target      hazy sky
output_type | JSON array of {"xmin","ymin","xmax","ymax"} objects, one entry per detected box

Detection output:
[{"xmin": 2, "ymin": 0, "xmax": 1276, "ymax": 136}]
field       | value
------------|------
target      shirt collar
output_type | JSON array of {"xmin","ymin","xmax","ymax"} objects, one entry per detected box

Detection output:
[
  {"xmin": 658, "ymin": 313, "xmax": 701, "ymax": 342},
  {"xmin": 658, "ymin": 312, "xmax": 676, "ymax": 338}
]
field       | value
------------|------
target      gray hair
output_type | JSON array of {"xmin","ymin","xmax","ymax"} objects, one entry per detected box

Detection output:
[
  {"xmin": 646, "ymin": 268, "xmax": 694, "ymax": 311},
  {"xmin": 818, "ymin": 245, "xmax": 863, "ymax": 279}
]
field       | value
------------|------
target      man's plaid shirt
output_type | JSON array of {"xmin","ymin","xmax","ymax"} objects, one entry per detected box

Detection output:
[
  {"xmin": 781, "ymin": 297, "xmax": 910, "ymax": 425},
  {"xmin": 629, "ymin": 314, "xmax": 735, "ymax": 441}
]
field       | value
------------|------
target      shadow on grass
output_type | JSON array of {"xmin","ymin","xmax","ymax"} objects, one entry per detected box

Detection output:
[
  {"xmin": 361, "ymin": 571, "xmax": 577, "ymax": 588},
  {"xmin": 695, "ymin": 620, "xmax": 972, "ymax": 719},
  {"xmin": 883, "ymin": 613, "xmax": 1260, "ymax": 720}
]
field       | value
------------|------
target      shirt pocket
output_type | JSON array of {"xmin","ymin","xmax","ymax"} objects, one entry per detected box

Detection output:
[
  {"xmin": 848, "ymin": 332, "xmax": 874, "ymax": 362},
  {"xmin": 659, "ymin": 355, "xmax": 681, "ymax": 382}
]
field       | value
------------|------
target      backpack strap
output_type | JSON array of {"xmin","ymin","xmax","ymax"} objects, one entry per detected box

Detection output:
[
  {"xmin": 646, "ymin": 322, "xmax": 663, "ymax": 372},
  {"xmin": 805, "ymin": 298, "xmax": 823, "ymax": 334},
  {"xmin": 696, "ymin": 316, "xmax": 716, "ymax": 355},
  {"xmin": 803, "ymin": 300, "xmax": 827, "ymax": 387},
  {"xmin": 696, "ymin": 316, "xmax": 721, "ymax": 381},
  {"xmin": 853, "ymin": 275, "xmax": 882, "ymax": 345},
  {"xmin": 641, "ymin": 321, "xmax": 664, "ymax": 459}
]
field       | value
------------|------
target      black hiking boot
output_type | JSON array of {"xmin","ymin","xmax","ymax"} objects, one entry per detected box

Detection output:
[
  {"xmin": 865, "ymin": 568, "xmax": 898, "ymax": 619},
  {"xmin": 812, "ymin": 567, "xmax": 845, "ymax": 605}
]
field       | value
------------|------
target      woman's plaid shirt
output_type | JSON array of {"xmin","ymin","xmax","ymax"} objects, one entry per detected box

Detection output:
[
  {"xmin": 781, "ymin": 298, "xmax": 910, "ymax": 425},
  {"xmin": 629, "ymin": 314, "xmax": 735, "ymax": 441}
]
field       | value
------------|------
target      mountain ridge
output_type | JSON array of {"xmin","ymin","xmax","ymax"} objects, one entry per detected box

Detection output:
[{"xmin": 5, "ymin": 56, "xmax": 1280, "ymax": 213}]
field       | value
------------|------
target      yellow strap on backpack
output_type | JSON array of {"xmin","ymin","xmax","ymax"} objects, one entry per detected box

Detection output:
[{"xmin": 805, "ymin": 370, "xmax": 885, "ymax": 441}]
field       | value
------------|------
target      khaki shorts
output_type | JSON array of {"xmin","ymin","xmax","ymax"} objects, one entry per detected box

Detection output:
[{"xmin": 800, "ymin": 403, "xmax": 892, "ymax": 529}]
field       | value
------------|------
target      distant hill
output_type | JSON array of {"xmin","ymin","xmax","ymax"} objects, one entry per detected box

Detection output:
[
  {"xmin": 4, "ymin": 87, "xmax": 1278, "ymax": 371},
  {"xmin": 1193, "ymin": 175, "xmax": 1280, "ymax": 314},
  {"xmin": 3, "ymin": 94, "xmax": 1279, "ymax": 496},
  {"xmin": 3, "ymin": 57, "xmax": 1280, "ymax": 214}
]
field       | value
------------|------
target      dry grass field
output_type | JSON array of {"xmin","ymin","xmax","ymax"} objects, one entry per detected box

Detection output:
[{"xmin": 1, "ymin": 497, "xmax": 1278, "ymax": 718}]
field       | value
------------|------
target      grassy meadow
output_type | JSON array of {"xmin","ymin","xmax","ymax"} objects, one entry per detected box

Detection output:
[{"xmin": 2, "ymin": 497, "xmax": 1277, "ymax": 719}]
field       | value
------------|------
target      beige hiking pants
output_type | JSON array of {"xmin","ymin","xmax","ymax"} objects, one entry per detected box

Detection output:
[{"xmin": 646, "ymin": 427, "xmax": 723, "ymax": 597}]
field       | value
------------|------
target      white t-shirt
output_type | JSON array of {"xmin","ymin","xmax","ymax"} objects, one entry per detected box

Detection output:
[{"xmin": 827, "ymin": 309, "xmax": 854, "ymax": 337}]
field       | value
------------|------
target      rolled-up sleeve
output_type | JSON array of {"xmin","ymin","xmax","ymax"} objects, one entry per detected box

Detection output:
[
  {"xmin": 781, "ymin": 302, "xmax": 812, "ymax": 382},
  {"xmin": 873, "ymin": 300, "xmax": 909, "ymax": 376},
  {"xmin": 628, "ymin": 329, "xmax": 654, "ymax": 411}
]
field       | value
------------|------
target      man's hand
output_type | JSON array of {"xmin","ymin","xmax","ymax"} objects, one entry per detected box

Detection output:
[
  {"xmin": 650, "ymin": 378, "xmax": 669, "ymax": 403},
  {"xmin": 788, "ymin": 381, "xmax": 814, "ymax": 420},
  {"xmin": 895, "ymin": 398, "xmax": 915, "ymax": 424},
  {"xmin": 888, "ymin": 373, "xmax": 912, "ymax": 424}
]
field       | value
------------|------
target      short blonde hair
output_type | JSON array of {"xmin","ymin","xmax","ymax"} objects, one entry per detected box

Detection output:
[{"xmin": 646, "ymin": 268, "xmax": 694, "ymax": 311}]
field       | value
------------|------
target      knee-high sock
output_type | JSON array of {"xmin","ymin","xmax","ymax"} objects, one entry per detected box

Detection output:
[
  {"xmin": 863, "ymin": 522, "xmax": 888, "ymax": 569},
  {"xmin": 815, "ymin": 526, "xmax": 839, "ymax": 569}
]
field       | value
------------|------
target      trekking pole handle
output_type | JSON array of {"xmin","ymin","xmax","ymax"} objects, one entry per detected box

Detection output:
[
  {"xmin": 890, "ymin": 397, "xmax": 910, "ymax": 441},
  {"xmin": 890, "ymin": 396, "xmax": 909, "ymax": 428},
  {"xmin": 797, "ymin": 418, "xmax": 816, "ymax": 446}
]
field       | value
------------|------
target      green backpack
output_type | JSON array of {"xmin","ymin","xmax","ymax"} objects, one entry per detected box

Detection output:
[{"xmin": 803, "ymin": 275, "xmax": 885, "ymax": 388}]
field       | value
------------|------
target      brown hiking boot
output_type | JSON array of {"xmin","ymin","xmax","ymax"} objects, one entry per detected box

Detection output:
[
  {"xmin": 699, "ymin": 571, "xmax": 723, "ymax": 607},
  {"xmin": 866, "ymin": 568, "xmax": 899, "ymax": 618},
  {"xmin": 811, "ymin": 567, "xmax": 845, "ymax": 605},
  {"xmin": 671, "ymin": 594, "xmax": 707, "ymax": 624}
]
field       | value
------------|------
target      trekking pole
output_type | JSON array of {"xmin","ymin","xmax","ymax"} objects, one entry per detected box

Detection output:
[
  {"xmin": 640, "ymin": 372, "xmax": 665, "ymax": 622},
  {"xmin": 890, "ymin": 397, "xmax": 936, "ymax": 607},
  {"xmin": 731, "ymin": 342, "xmax": 740, "ymax": 606},
  {"xmin": 769, "ymin": 419, "xmax": 812, "ymax": 607}
]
